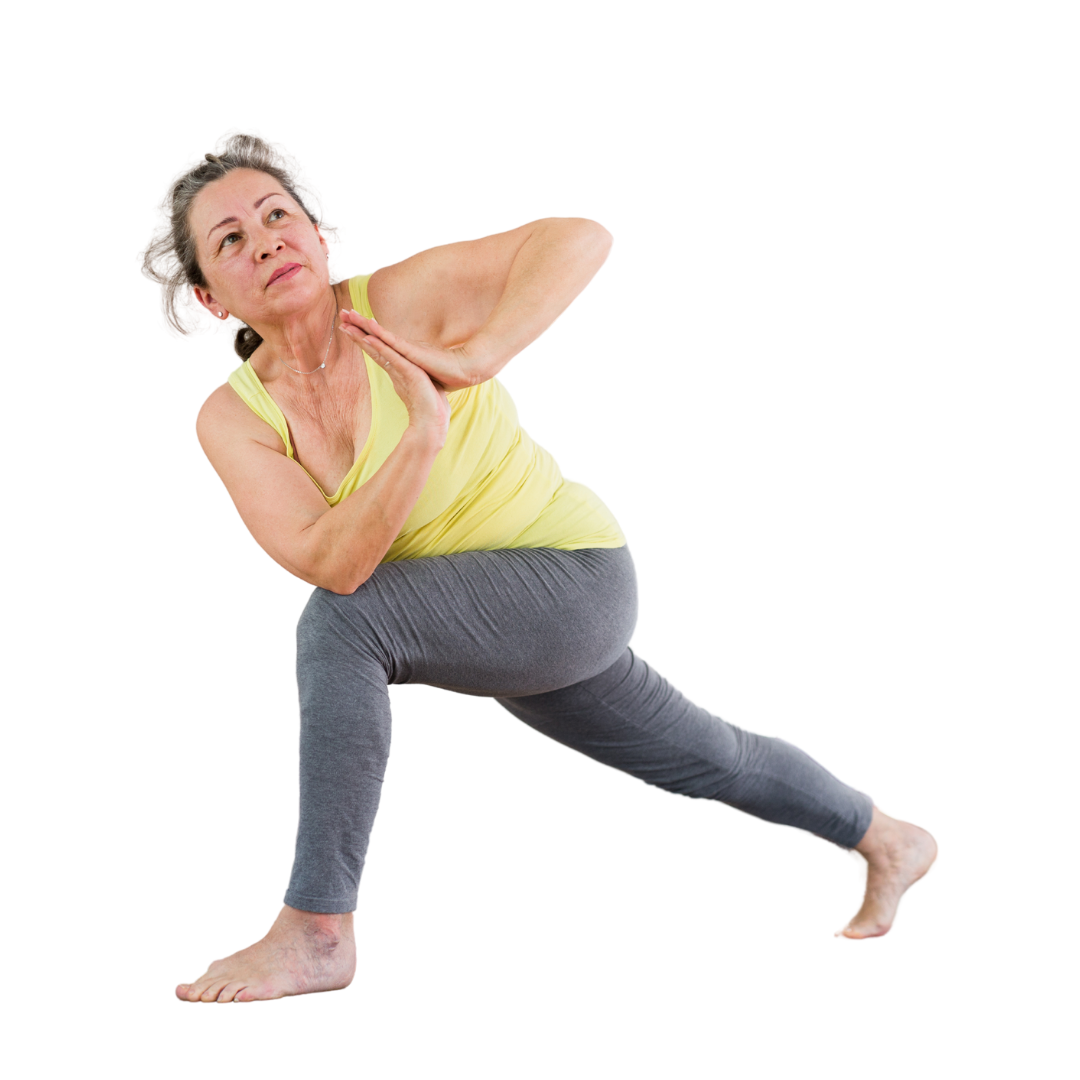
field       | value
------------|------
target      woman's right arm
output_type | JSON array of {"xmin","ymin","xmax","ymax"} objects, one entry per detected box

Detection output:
[
  {"xmin": 196, "ymin": 345, "xmax": 449, "ymax": 595},
  {"xmin": 296, "ymin": 423, "xmax": 446, "ymax": 594}
]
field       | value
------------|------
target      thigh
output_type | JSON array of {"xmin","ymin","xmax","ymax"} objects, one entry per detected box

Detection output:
[{"xmin": 304, "ymin": 545, "xmax": 638, "ymax": 698}]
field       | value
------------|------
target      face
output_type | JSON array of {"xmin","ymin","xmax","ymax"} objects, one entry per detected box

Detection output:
[{"xmin": 188, "ymin": 168, "xmax": 329, "ymax": 327}]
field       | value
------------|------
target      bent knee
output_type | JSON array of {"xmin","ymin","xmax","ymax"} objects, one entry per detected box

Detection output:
[{"xmin": 297, "ymin": 586, "xmax": 389, "ymax": 666}]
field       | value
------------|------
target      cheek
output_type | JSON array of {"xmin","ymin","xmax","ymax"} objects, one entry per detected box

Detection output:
[{"xmin": 286, "ymin": 223, "xmax": 323, "ymax": 253}]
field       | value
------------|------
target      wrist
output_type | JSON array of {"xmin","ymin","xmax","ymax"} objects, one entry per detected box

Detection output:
[
  {"xmin": 455, "ymin": 334, "xmax": 504, "ymax": 384},
  {"xmin": 402, "ymin": 418, "xmax": 447, "ymax": 454}
]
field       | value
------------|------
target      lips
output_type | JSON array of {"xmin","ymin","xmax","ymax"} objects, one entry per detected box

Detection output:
[{"xmin": 267, "ymin": 263, "xmax": 302, "ymax": 286}]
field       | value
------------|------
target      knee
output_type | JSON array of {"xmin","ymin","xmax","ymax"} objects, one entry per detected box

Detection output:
[
  {"xmin": 298, "ymin": 586, "xmax": 348, "ymax": 640},
  {"xmin": 297, "ymin": 587, "xmax": 385, "ymax": 668}
]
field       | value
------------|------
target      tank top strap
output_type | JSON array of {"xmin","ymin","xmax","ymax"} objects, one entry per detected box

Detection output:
[{"xmin": 349, "ymin": 273, "xmax": 375, "ymax": 319}]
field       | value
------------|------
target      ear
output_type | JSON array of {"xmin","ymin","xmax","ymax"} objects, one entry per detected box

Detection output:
[
  {"xmin": 194, "ymin": 286, "xmax": 229, "ymax": 321},
  {"xmin": 317, "ymin": 224, "xmax": 339, "ymax": 272}
]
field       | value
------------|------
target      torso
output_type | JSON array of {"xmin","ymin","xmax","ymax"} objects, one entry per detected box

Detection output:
[
  {"xmin": 263, "ymin": 367, "xmax": 373, "ymax": 494},
  {"xmin": 212, "ymin": 265, "xmax": 427, "ymax": 494},
  {"xmin": 245, "ymin": 279, "xmax": 373, "ymax": 495},
  {"xmin": 253, "ymin": 364, "xmax": 372, "ymax": 497}
]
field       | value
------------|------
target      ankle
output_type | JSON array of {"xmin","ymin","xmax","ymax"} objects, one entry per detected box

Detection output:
[
  {"xmin": 277, "ymin": 906, "xmax": 354, "ymax": 942},
  {"xmin": 851, "ymin": 807, "xmax": 885, "ymax": 855}
]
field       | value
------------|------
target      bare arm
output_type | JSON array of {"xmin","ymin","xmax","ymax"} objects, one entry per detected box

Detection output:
[
  {"xmin": 345, "ymin": 217, "xmax": 612, "ymax": 390},
  {"xmin": 197, "ymin": 345, "xmax": 449, "ymax": 595},
  {"xmin": 466, "ymin": 212, "xmax": 617, "ymax": 378},
  {"xmin": 297, "ymin": 433, "xmax": 440, "ymax": 594}
]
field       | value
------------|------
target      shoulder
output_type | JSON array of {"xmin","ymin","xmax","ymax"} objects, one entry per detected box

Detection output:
[{"xmin": 197, "ymin": 380, "xmax": 284, "ymax": 456}]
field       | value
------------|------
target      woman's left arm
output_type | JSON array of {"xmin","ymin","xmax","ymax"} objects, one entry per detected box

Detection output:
[{"xmin": 340, "ymin": 218, "xmax": 612, "ymax": 390}]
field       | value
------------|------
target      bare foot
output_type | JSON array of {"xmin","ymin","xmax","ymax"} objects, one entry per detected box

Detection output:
[
  {"xmin": 837, "ymin": 807, "xmax": 937, "ymax": 939},
  {"xmin": 176, "ymin": 906, "xmax": 355, "ymax": 1002}
]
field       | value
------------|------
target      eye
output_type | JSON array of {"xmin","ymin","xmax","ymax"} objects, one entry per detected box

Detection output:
[
  {"xmin": 220, "ymin": 232, "xmax": 241, "ymax": 249},
  {"xmin": 217, "ymin": 207, "xmax": 287, "ymax": 249},
  {"xmin": 268, "ymin": 208, "xmax": 286, "ymax": 222}
]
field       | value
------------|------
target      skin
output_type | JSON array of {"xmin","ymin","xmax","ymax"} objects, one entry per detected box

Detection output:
[
  {"xmin": 176, "ymin": 907, "xmax": 356, "ymax": 1004},
  {"xmin": 186, "ymin": 166, "xmax": 349, "ymax": 386},
  {"xmin": 175, "ymin": 808, "xmax": 937, "ymax": 1002},
  {"xmin": 178, "ymin": 168, "xmax": 429, "ymax": 1002},
  {"xmin": 191, "ymin": 168, "xmax": 464, "ymax": 429},
  {"xmin": 841, "ymin": 808, "xmax": 937, "ymax": 938},
  {"xmin": 172, "ymin": 181, "xmax": 933, "ymax": 997}
]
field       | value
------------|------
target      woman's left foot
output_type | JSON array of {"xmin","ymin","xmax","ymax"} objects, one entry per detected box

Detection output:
[{"xmin": 838, "ymin": 807, "xmax": 937, "ymax": 939}]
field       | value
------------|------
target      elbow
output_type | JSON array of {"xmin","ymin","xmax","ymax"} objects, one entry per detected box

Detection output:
[
  {"xmin": 587, "ymin": 221, "xmax": 613, "ymax": 272},
  {"xmin": 587, "ymin": 214, "xmax": 613, "ymax": 243},
  {"xmin": 315, "ymin": 578, "xmax": 362, "ymax": 596},
  {"xmin": 315, "ymin": 566, "xmax": 372, "ymax": 595},
  {"xmin": 303, "ymin": 561, "xmax": 345, "ymax": 594},
  {"xmin": 573, "ymin": 218, "xmax": 612, "ymax": 266},
  {"xmin": 302, "ymin": 549, "xmax": 374, "ymax": 596},
  {"xmin": 536, "ymin": 218, "xmax": 612, "ymax": 282},
  {"xmin": 542, "ymin": 216, "xmax": 612, "ymax": 254}
]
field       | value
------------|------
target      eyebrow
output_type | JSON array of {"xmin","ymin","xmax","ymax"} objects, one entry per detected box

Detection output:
[{"xmin": 206, "ymin": 193, "xmax": 286, "ymax": 241}]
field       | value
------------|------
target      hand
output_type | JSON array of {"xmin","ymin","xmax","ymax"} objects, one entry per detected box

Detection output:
[
  {"xmin": 338, "ymin": 309, "xmax": 484, "ymax": 391},
  {"xmin": 339, "ymin": 314, "xmax": 450, "ymax": 445}
]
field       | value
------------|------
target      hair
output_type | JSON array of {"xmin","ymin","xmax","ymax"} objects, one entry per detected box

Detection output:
[{"xmin": 142, "ymin": 133, "xmax": 323, "ymax": 361}]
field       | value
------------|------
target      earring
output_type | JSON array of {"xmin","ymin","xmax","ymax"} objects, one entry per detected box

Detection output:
[{"xmin": 218, "ymin": 312, "xmax": 225, "ymax": 318}]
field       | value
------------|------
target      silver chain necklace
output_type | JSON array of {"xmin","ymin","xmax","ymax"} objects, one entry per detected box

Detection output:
[
  {"xmin": 274, "ymin": 306, "xmax": 332, "ymax": 373},
  {"xmin": 221, "ymin": 270, "xmax": 390, "ymax": 371}
]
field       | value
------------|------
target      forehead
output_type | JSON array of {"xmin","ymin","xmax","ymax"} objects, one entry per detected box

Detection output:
[{"xmin": 190, "ymin": 168, "xmax": 292, "ymax": 229}]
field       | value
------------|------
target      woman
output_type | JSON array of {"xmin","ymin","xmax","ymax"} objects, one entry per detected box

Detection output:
[{"xmin": 145, "ymin": 135, "xmax": 935, "ymax": 1004}]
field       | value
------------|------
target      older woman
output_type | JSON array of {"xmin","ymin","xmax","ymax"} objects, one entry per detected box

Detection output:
[{"xmin": 145, "ymin": 135, "xmax": 935, "ymax": 1004}]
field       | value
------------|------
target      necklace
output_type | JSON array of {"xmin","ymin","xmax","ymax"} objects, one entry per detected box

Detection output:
[{"xmin": 274, "ymin": 304, "xmax": 332, "ymax": 375}]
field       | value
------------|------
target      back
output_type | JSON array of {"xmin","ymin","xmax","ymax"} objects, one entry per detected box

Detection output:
[{"xmin": 196, "ymin": 371, "xmax": 340, "ymax": 587}]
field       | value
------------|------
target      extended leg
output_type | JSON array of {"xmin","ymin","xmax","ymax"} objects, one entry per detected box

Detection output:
[
  {"xmin": 498, "ymin": 647, "xmax": 873, "ymax": 847},
  {"xmin": 499, "ymin": 650, "xmax": 936, "ymax": 935}
]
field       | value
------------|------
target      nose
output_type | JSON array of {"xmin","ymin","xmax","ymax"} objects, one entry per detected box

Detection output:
[
  {"xmin": 258, "ymin": 240, "xmax": 284, "ymax": 260},
  {"xmin": 255, "ymin": 227, "xmax": 285, "ymax": 261}
]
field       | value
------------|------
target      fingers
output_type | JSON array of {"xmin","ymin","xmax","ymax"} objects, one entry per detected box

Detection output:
[
  {"xmin": 338, "ymin": 308, "xmax": 375, "ymax": 331},
  {"xmin": 338, "ymin": 310, "xmax": 469, "ymax": 390},
  {"xmin": 339, "ymin": 317, "xmax": 403, "ymax": 367},
  {"xmin": 338, "ymin": 320, "xmax": 383, "ymax": 357},
  {"xmin": 358, "ymin": 332, "xmax": 400, "ymax": 371}
]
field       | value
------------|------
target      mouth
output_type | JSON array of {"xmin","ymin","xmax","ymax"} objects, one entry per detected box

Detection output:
[{"xmin": 267, "ymin": 263, "xmax": 302, "ymax": 287}]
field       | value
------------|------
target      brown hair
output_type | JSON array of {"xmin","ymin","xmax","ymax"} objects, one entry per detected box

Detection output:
[{"xmin": 142, "ymin": 134, "xmax": 323, "ymax": 360}]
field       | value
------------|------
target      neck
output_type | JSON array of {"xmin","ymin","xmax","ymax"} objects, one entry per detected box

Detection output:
[{"xmin": 253, "ymin": 283, "xmax": 345, "ymax": 379}]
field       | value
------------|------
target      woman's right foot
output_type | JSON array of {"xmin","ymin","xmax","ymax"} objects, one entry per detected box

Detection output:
[{"xmin": 176, "ymin": 906, "xmax": 355, "ymax": 1002}]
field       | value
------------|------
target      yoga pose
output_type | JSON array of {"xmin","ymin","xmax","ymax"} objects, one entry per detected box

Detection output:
[{"xmin": 144, "ymin": 135, "xmax": 936, "ymax": 1004}]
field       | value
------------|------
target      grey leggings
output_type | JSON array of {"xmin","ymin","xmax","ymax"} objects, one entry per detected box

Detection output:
[{"xmin": 286, "ymin": 545, "xmax": 872, "ymax": 913}]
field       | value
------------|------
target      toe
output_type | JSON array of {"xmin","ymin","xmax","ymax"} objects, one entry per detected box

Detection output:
[
  {"xmin": 199, "ymin": 980, "xmax": 231, "ymax": 1002},
  {"xmin": 176, "ymin": 980, "xmax": 205, "ymax": 1002},
  {"xmin": 216, "ymin": 984, "xmax": 249, "ymax": 1006}
]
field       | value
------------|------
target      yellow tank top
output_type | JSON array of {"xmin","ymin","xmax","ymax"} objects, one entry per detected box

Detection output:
[{"xmin": 226, "ymin": 274, "xmax": 624, "ymax": 563}]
